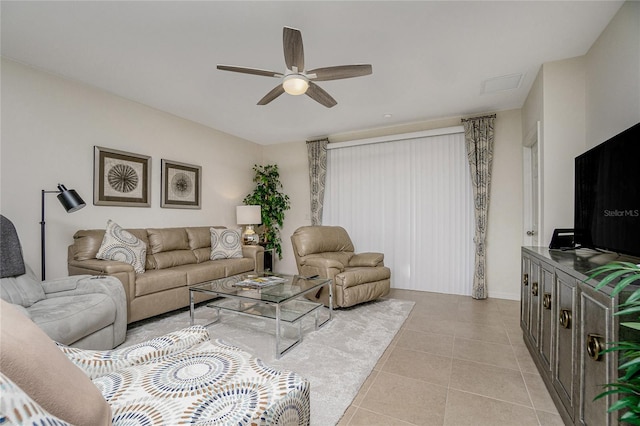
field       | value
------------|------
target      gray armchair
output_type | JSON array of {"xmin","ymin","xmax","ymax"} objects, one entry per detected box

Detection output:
[
  {"xmin": 291, "ymin": 225, "xmax": 391, "ymax": 308},
  {"xmin": 0, "ymin": 215, "xmax": 126, "ymax": 349}
]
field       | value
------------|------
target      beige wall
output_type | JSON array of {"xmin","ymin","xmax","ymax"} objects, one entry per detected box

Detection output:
[
  {"xmin": 541, "ymin": 56, "xmax": 587, "ymax": 245},
  {"xmin": 262, "ymin": 142, "xmax": 311, "ymax": 275},
  {"xmin": 1, "ymin": 58, "xmax": 262, "ymax": 279},
  {"xmin": 267, "ymin": 110, "xmax": 525, "ymax": 300},
  {"xmin": 486, "ymin": 109, "xmax": 523, "ymax": 300},
  {"xmin": 585, "ymin": 0, "xmax": 640, "ymax": 148},
  {"xmin": 521, "ymin": 0, "xmax": 639, "ymax": 249}
]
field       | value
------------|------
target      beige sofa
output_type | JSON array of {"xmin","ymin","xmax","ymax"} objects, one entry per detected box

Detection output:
[{"xmin": 68, "ymin": 226, "xmax": 264, "ymax": 324}]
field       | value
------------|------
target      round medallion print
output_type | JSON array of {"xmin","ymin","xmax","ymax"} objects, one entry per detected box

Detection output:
[
  {"xmin": 142, "ymin": 353, "xmax": 238, "ymax": 398},
  {"xmin": 220, "ymin": 229, "xmax": 240, "ymax": 249},
  {"xmin": 170, "ymin": 172, "xmax": 193, "ymax": 198},
  {"xmin": 108, "ymin": 164, "xmax": 139, "ymax": 193}
]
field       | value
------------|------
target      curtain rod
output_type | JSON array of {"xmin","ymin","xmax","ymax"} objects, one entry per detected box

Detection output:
[
  {"xmin": 306, "ymin": 137, "xmax": 329, "ymax": 144},
  {"xmin": 461, "ymin": 114, "xmax": 496, "ymax": 122},
  {"xmin": 326, "ymin": 125, "xmax": 464, "ymax": 150}
]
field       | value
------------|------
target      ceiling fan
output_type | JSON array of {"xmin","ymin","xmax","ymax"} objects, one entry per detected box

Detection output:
[{"xmin": 217, "ymin": 27, "xmax": 372, "ymax": 108}]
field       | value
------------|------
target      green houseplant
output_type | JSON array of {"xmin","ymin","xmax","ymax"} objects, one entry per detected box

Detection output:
[
  {"xmin": 588, "ymin": 261, "xmax": 640, "ymax": 425},
  {"xmin": 243, "ymin": 164, "xmax": 290, "ymax": 259}
]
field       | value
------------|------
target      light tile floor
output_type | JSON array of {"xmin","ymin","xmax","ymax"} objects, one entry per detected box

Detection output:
[{"xmin": 337, "ymin": 288, "xmax": 564, "ymax": 426}]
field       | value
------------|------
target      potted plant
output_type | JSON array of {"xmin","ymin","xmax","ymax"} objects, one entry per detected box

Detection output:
[
  {"xmin": 243, "ymin": 164, "xmax": 290, "ymax": 259},
  {"xmin": 588, "ymin": 261, "xmax": 640, "ymax": 424}
]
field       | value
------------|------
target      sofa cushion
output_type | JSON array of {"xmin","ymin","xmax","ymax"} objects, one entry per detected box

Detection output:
[
  {"xmin": 292, "ymin": 225, "xmax": 355, "ymax": 257},
  {"xmin": 0, "ymin": 300, "xmax": 112, "ymax": 426},
  {"xmin": 0, "ymin": 265, "xmax": 45, "ymax": 307},
  {"xmin": 135, "ymin": 269, "xmax": 188, "ymax": 297},
  {"xmin": 193, "ymin": 247, "xmax": 212, "ymax": 263},
  {"xmin": 210, "ymin": 228, "xmax": 243, "ymax": 260},
  {"xmin": 149, "ymin": 250, "xmax": 197, "ymax": 269},
  {"xmin": 28, "ymin": 293, "xmax": 117, "ymax": 346},
  {"xmin": 97, "ymin": 220, "xmax": 147, "ymax": 274},
  {"xmin": 186, "ymin": 226, "xmax": 217, "ymax": 250},
  {"xmin": 73, "ymin": 228, "xmax": 148, "ymax": 261},
  {"xmin": 306, "ymin": 252, "xmax": 353, "ymax": 267},
  {"xmin": 349, "ymin": 252, "xmax": 384, "ymax": 267},
  {"xmin": 174, "ymin": 262, "xmax": 227, "ymax": 285},
  {"xmin": 335, "ymin": 266, "xmax": 391, "ymax": 289},
  {"xmin": 217, "ymin": 258, "xmax": 255, "ymax": 276},
  {"xmin": 147, "ymin": 228, "xmax": 190, "ymax": 254}
]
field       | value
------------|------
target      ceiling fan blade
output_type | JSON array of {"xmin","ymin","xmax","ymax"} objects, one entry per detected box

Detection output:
[
  {"xmin": 257, "ymin": 85, "xmax": 286, "ymax": 105},
  {"xmin": 306, "ymin": 82, "xmax": 337, "ymax": 108},
  {"xmin": 283, "ymin": 27, "xmax": 304, "ymax": 71},
  {"xmin": 307, "ymin": 64, "xmax": 373, "ymax": 81},
  {"xmin": 217, "ymin": 65, "xmax": 283, "ymax": 78}
]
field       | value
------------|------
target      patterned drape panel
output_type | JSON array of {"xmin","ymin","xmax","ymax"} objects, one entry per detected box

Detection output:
[
  {"xmin": 462, "ymin": 115, "xmax": 496, "ymax": 300},
  {"xmin": 306, "ymin": 138, "xmax": 328, "ymax": 225}
]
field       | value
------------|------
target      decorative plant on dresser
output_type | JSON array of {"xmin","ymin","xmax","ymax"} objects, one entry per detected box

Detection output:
[
  {"xmin": 589, "ymin": 262, "xmax": 640, "ymax": 425},
  {"xmin": 243, "ymin": 164, "xmax": 290, "ymax": 259}
]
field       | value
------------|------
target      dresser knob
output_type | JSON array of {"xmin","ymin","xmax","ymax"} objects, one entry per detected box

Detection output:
[
  {"xmin": 543, "ymin": 293, "xmax": 552, "ymax": 309},
  {"xmin": 559, "ymin": 309, "xmax": 572, "ymax": 329},
  {"xmin": 523, "ymin": 273, "xmax": 529, "ymax": 286},
  {"xmin": 531, "ymin": 282, "xmax": 539, "ymax": 296},
  {"xmin": 587, "ymin": 334, "xmax": 604, "ymax": 361}
]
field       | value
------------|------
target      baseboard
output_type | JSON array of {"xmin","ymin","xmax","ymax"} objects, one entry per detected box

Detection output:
[{"xmin": 488, "ymin": 291, "xmax": 520, "ymax": 301}]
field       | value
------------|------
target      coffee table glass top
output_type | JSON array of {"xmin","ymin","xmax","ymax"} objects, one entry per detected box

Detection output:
[{"xmin": 190, "ymin": 272, "xmax": 330, "ymax": 304}]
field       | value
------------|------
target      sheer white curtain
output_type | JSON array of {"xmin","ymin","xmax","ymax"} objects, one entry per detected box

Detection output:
[{"xmin": 323, "ymin": 131, "xmax": 474, "ymax": 295}]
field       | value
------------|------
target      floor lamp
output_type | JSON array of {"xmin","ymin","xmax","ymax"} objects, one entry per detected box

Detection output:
[{"xmin": 41, "ymin": 184, "xmax": 86, "ymax": 280}]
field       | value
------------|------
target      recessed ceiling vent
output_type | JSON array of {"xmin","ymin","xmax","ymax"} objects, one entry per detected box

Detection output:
[{"xmin": 481, "ymin": 73, "xmax": 523, "ymax": 94}]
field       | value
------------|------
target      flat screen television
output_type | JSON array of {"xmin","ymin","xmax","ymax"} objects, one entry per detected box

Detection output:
[{"xmin": 574, "ymin": 122, "xmax": 640, "ymax": 258}]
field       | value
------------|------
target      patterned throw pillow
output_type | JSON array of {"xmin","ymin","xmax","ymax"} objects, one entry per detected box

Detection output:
[
  {"xmin": 97, "ymin": 220, "xmax": 146, "ymax": 273},
  {"xmin": 210, "ymin": 228, "xmax": 243, "ymax": 260}
]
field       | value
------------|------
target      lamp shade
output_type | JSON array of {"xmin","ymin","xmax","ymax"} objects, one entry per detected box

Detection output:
[
  {"xmin": 236, "ymin": 205, "xmax": 261, "ymax": 225},
  {"xmin": 56, "ymin": 184, "xmax": 86, "ymax": 213}
]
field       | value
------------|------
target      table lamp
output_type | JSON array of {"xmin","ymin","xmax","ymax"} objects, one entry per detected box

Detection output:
[{"xmin": 236, "ymin": 205, "xmax": 261, "ymax": 245}]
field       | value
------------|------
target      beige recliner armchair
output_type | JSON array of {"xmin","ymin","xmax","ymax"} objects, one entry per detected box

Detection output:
[{"xmin": 291, "ymin": 226, "xmax": 390, "ymax": 308}]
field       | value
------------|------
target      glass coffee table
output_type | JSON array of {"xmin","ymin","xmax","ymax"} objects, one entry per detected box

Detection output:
[{"xmin": 189, "ymin": 273, "xmax": 333, "ymax": 358}]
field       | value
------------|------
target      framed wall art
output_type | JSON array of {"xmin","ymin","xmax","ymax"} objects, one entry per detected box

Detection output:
[
  {"xmin": 94, "ymin": 146, "xmax": 151, "ymax": 207},
  {"xmin": 161, "ymin": 159, "xmax": 202, "ymax": 209}
]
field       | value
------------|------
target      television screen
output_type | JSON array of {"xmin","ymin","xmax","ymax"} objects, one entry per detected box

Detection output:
[{"xmin": 574, "ymin": 122, "xmax": 640, "ymax": 258}]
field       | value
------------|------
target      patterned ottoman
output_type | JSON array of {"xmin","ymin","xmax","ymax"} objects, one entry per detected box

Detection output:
[
  {"xmin": 0, "ymin": 309, "xmax": 310, "ymax": 426},
  {"xmin": 62, "ymin": 326, "xmax": 311, "ymax": 425}
]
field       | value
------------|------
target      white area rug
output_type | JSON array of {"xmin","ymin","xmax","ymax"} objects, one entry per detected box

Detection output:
[{"xmin": 124, "ymin": 298, "xmax": 414, "ymax": 425}]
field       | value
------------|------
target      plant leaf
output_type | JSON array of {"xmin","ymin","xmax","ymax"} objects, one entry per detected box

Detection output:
[{"xmin": 621, "ymin": 322, "xmax": 640, "ymax": 331}]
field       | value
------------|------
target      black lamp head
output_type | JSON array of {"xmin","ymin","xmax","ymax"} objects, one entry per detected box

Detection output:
[{"xmin": 56, "ymin": 184, "xmax": 86, "ymax": 213}]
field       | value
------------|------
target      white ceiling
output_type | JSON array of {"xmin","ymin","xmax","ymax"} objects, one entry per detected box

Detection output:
[{"xmin": 1, "ymin": 1, "xmax": 623, "ymax": 145}]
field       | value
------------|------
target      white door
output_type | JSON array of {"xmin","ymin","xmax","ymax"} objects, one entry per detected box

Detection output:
[{"xmin": 523, "ymin": 122, "xmax": 541, "ymax": 246}]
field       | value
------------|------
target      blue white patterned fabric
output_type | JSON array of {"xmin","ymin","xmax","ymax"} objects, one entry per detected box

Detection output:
[
  {"xmin": 97, "ymin": 220, "xmax": 147, "ymax": 273},
  {"xmin": 61, "ymin": 326, "xmax": 311, "ymax": 425},
  {"xmin": 59, "ymin": 326, "xmax": 210, "ymax": 379},
  {"xmin": 210, "ymin": 227, "xmax": 243, "ymax": 260},
  {"xmin": 0, "ymin": 372, "xmax": 70, "ymax": 425}
]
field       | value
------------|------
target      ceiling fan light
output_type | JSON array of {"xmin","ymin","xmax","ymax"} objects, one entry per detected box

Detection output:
[{"xmin": 283, "ymin": 75, "xmax": 309, "ymax": 95}]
